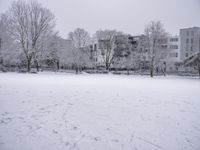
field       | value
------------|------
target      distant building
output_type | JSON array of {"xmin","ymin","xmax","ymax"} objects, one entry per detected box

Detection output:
[
  {"xmin": 132, "ymin": 35, "xmax": 150, "ymax": 62},
  {"xmin": 180, "ymin": 27, "xmax": 200, "ymax": 60},
  {"xmin": 89, "ymin": 26, "xmax": 200, "ymax": 72},
  {"xmin": 161, "ymin": 36, "xmax": 180, "ymax": 71},
  {"xmin": 91, "ymin": 35, "xmax": 137, "ymax": 68},
  {"xmin": 132, "ymin": 35, "xmax": 180, "ymax": 71}
]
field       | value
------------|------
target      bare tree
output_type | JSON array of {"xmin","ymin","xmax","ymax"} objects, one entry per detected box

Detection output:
[
  {"xmin": 144, "ymin": 21, "xmax": 168, "ymax": 77},
  {"xmin": 68, "ymin": 28, "xmax": 90, "ymax": 49},
  {"xmin": 95, "ymin": 29, "xmax": 122, "ymax": 70},
  {"xmin": 68, "ymin": 28, "xmax": 91, "ymax": 73},
  {"xmin": 5, "ymin": 0, "xmax": 55, "ymax": 72}
]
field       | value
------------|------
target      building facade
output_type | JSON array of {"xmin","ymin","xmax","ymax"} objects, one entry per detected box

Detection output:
[
  {"xmin": 161, "ymin": 36, "xmax": 180, "ymax": 71},
  {"xmin": 180, "ymin": 27, "xmax": 200, "ymax": 61}
]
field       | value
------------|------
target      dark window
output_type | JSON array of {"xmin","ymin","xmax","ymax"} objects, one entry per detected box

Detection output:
[
  {"xmin": 170, "ymin": 38, "xmax": 178, "ymax": 42},
  {"xmin": 161, "ymin": 45, "xmax": 167, "ymax": 49},
  {"xmin": 191, "ymin": 38, "xmax": 194, "ymax": 43},
  {"xmin": 94, "ymin": 44, "xmax": 97, "ymax": 51},
  {"xmin": 169, "ymin": 45, "xmax": 178, "ymax": 49},
  {"xmin": 186, "ymin": 45, "xmax": 189, "ymax": 51},
  {"xmin": 187, "ymin": 31, "xmax": 189, "ymax": 36},
  {"xmin": 191, "ymin": 31, "xmax": 194, "ymax": 36}
]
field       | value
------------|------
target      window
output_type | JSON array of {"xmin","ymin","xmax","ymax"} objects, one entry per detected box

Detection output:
[
  {"xmin": 170, "ymin": 38, "xmax": 178, "ymax": 42},
  {"xmin": 186, "ymin": 38, "xmax": 189, "ymax": 43},
  {"xmin": 191, "ymin": 38, "xmax": 194, "ymax": 44},
  {"xmin": 94, "ymin": 44, "xmax": 97, "ymax": 51},
  {"xmin": 185, "ymin": 53, "xmax": 188, "ymax": 57},
  {"xmin": 169, "ymin": 53, "xmax": 178, "ymax": 57},
  {"xmin": 158, "ymin": 38, "xmax": 168, "ymax": 44},
  {"xmin": 169, "ymin": 45, "xmax": 178, "ymax": 49},
  {"xmin": 161, "ymin": 45, "xmax": 167, "ymax": 49},
  {"xmin": 186, "ymin": 45, "xmax": 189, "ymax": 51},
  {"xmin": 187, "ymin": 31, "xmax": 189, "ymax": 36},
  {"xmin": 191, "ymin": 46, "xmax": 193, "ymax": 51},
  {"xmin": 191, "ymin": 31, "xmax": 194, "ymax": 36}
]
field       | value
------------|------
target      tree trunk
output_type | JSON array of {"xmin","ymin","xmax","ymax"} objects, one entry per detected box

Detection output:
[
  {"xmin": 27, "ymin": 58, "xmax": 31, "ymax": 72},
  {"xmin": 150, "ymin": 67, "xmax": 153, "ymax": 77},
  {"xmin": 150, "ymin": 58, "xmax": 154, "ymax": 77},
  {"xmin": 106, "ymin": 62, "xmax": 109, "ymax": 70},
  {"xmin": 163, "ymin": 68, "xmax": 166, "ymax": 77},
  {"xmin": 198, "ymin": 67, "xmax": 200, "ymax": 78},
  {"xmin": 36, "ymin": 61, "xmax": 39, "ymax": 72},
  {"xmin": 56, "ymin": 61, "xmax": 59, "ymax": 70},
  {"xmin": 75, "ymin": 66, "xmax": 78, "ymax": 74},
  {"xmin": 127, "ymin": 68, "xmax": 129, "ymax": 75}
]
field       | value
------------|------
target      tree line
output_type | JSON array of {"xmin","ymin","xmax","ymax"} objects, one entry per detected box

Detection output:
[{"xmin": 2, "ymin": 0, "xmax": 197, "ymax": 77}]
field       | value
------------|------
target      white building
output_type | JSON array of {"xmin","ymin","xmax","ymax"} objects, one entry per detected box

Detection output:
[{"xmin": 162, "ymin": 36, "xmax": 180, "ymax": 71}]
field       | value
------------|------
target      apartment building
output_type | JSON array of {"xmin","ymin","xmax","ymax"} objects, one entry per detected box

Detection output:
[
  {"xmin": 160, "ymin": 36, "xmax": 180, "ymax": 71},
  {"xmin": 132, "ymin": 35, "xmax": 180, "ymax": 71},
  {"xmin": 180, "ymin": 27, "xmax": 200, "ymax": 60}
]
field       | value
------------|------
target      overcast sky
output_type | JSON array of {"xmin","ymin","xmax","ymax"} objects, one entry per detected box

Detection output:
[{"xmin": 0, "ymin": 0, "xmax": 200, "ymax": 38}]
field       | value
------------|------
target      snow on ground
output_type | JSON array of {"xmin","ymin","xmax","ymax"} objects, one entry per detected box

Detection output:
[{"xmin": 0, "ymin": 72, "xmax": 200, "ymax": 150}]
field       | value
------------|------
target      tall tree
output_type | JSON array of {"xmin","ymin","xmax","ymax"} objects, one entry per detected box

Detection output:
[
  {"xmin": 144, "ymin": 21, "xmax": 168, "ymax": 77},
  {"xmin": 95, "ymin": 29, "xmax": 122, "ymax": 70},
  {"xmin": 68, "ymin": 28, "xmax": 90, "ymax": 49},
  {"xmin": 5, "ymin": 0, "xmax": 55, "ymax": 72},
  {"xmin": 68, "ymin": 28, "xmax": 91, "ymax": 73}
]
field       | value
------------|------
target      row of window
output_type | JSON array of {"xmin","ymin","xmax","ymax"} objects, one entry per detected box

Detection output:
[
  {"xmin": 169, "ymin": 38, "xmax": 178, "ymax": 42},
  {"xmin": 161, "ymin": 52, "xmax": 178, "ymax": 58},
  {"xmin": 186, "ymin": 45, "xmax": 194, "ymax": 51},
  {"xmin": 160, "ymin": 45, "xmax": 178, "ymax": 49},
  {"xmin": 158, "ymin": 38, "xmax": 179, "ymax": 43},
  {"xmin": 186, "ymin": 38, "xmax": 194, "ymax": 43},
  {"xmin": 169, "ymin": 45, "xmax": 178, "ymax": 49},
  {"xmin": 185, "ymin": 53, "xmax": 195, "ymax": 58},
  {"xmin": 186, "ymin": 30, "xmax": 194, "ymax": 36}
]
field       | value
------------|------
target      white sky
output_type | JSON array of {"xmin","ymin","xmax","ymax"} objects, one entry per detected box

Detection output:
[{"xmin": 0, "ymin": 0, "xmax": 200, "ymax": 38}]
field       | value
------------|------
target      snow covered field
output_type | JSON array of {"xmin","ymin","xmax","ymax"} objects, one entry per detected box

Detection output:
[{"xmin": 0, "ymin": 72, "xmax": 200, "ymax": 150}]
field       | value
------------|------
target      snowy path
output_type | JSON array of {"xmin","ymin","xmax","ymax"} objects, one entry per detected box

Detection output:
[{"xmin": 0, "ymin": 73, "xmax": 200, "ymax": 150}]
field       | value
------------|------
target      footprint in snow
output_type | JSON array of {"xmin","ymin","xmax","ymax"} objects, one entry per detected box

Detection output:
[
  {"xmin": 52, "ymin": 129, "xmax": 58, "ymax": 134},
  {"xmin": 94, "ymin": 137, "xmax": 101, "ymax": 141}
]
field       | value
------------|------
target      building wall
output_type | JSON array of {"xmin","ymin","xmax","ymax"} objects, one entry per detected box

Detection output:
[
  {"xmin": 165, "ymin": 36, "xmax": 180, "ymax": 71},
  {"xmin": 180, "ymin": 27, "xmax": 200, "ymax": 61}
]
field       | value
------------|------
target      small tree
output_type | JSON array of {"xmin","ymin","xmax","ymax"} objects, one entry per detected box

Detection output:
[
  {"xmin": 183, "ymin": 52, "xmax": 200, "ymax": 77},
  {"xmin": 144, "ymin": 21, "xmax": 168, "ymax": 77}
]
